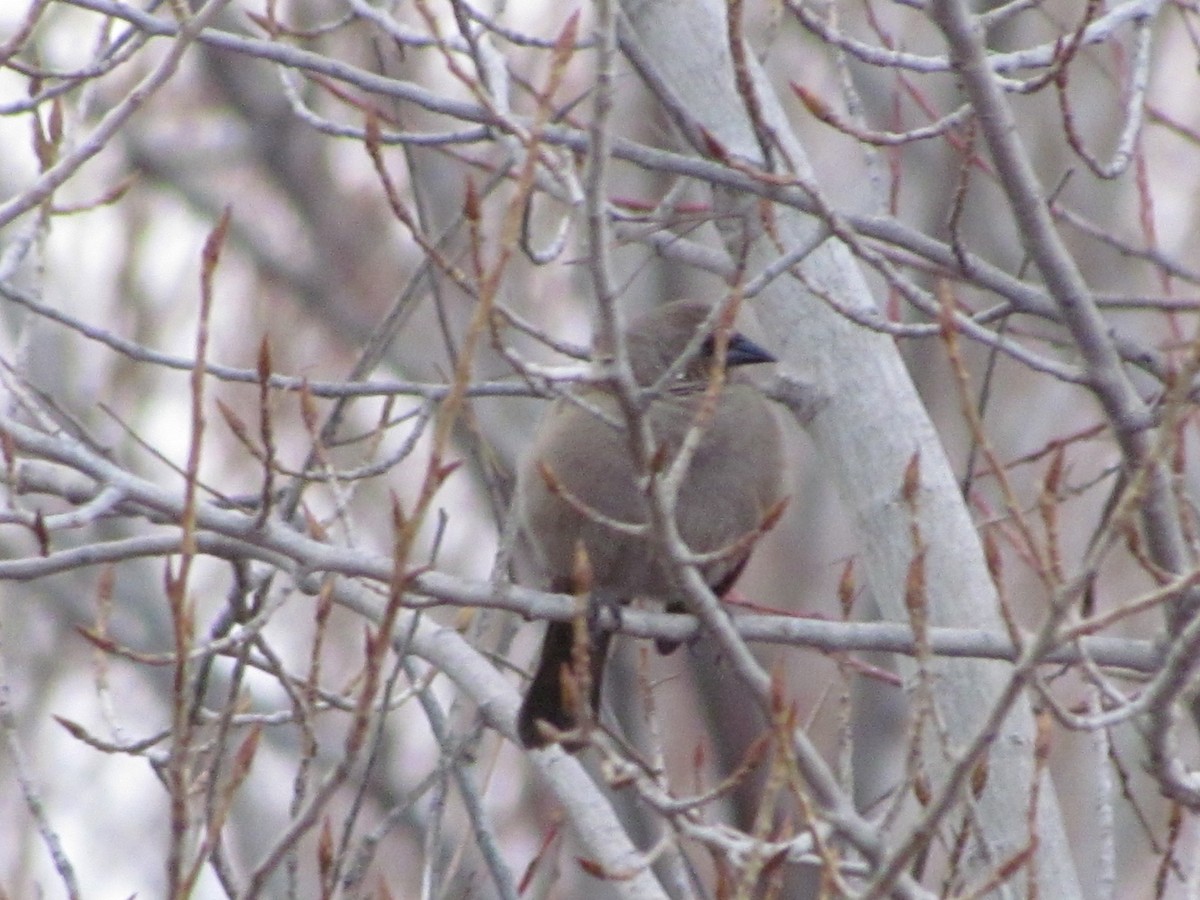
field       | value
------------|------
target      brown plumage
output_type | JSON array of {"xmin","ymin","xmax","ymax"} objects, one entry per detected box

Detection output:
[{"xmin": 514, "ymin": 300, "xmax": 785, "ymax": 749}]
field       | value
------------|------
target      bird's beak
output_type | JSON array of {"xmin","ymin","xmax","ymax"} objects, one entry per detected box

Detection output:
[{"xmin": 725, "ymin": 334, "xmax": 776, "ymax": 367}]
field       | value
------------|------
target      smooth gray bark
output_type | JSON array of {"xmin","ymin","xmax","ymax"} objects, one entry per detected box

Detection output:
[{"xmin": 619, "ymin": 0, "xmax": 1083, "ymax": 895}]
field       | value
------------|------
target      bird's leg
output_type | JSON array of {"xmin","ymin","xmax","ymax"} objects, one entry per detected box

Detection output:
[
  {"xmin": 585, "ymin": 588, "xmax": 622, "ymax": 713},
  {"xmin": 587, "ymin": 587, "xmax": 623, "ymax": 640},
  {"xmin": 654, "ymin": 600, "xmax": 687, "ymax": 654},
  {"xmin": 656, "ymin": 554, "xmax": 757, "ymax": 655}
]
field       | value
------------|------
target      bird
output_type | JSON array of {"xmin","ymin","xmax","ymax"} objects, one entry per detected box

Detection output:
[{"xmin": 514, "ymin": 299, "xmax": 785, "ymax": 749}]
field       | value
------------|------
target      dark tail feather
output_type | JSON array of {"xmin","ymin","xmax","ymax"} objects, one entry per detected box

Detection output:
[{"xmin": 517, "ymin": 620, "xmax": 611, "ymax": 749}]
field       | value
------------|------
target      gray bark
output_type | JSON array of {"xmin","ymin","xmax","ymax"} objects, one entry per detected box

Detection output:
[{"xmin": 619, "ymin": 0, "xmax": 1083, "ymax": 895}]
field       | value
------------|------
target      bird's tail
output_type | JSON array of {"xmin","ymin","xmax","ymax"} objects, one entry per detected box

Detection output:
[{"xmin": 517, "ymin": 619, "xmax": 611, "ymax": 749}]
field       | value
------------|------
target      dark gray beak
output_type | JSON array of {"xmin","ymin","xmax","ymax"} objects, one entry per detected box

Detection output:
[{"xmin": 725, "ymin": 333, "xmax": 776, "ymax": 367}]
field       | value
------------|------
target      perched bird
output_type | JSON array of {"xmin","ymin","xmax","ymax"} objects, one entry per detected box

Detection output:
[{"xmin": 514, "ymin": 299, "xmax": 785, "ymax": 749}]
